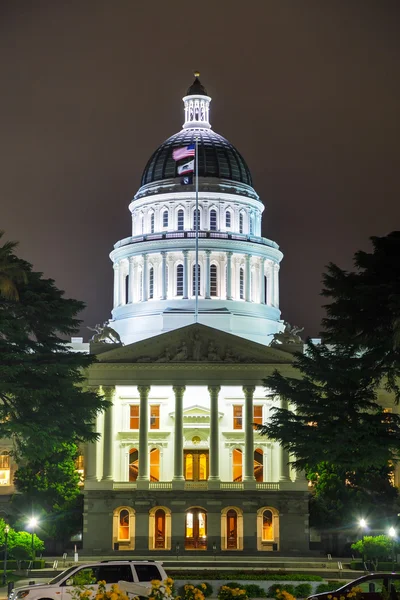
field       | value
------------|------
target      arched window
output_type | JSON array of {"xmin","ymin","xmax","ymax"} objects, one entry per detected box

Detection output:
[
  {"xmin": 176, "ymin": 264, "xmax": 184, "ymax": 296},
  {"xmin": 210, "ymin": 209, "xmax": 217, "ymax": 231},
  {"xmin": 129, "ymin": 448, "xmax": 139, "ymax": 482},
  {"xmin": 254, "ymin": 448, "xmax": 263, "ymax": 482},
  {"xmin": 239, "ymin": 213, "xmax": 244, "ymax": 234},
  {"xmin": 249, "ymin": 214, "xmax": 254, "ymax": 235},
  {"xmin": 150, "ymin": 448, "xmax": 160, "ymax": 482},
  {"xmin": 149, "ymin": 267, "xmax": 154, "ymax": 299},
  {"xmin": 210, "ymin": 264, "xmax": 218, "ymax": 297},
  {"xmin": 118, "ymin": 509, "xmax": 130, "ymax": 540},
  {"xmin": 0, "ymin": 451, "xmax": 10, "ymax": 486},
  {"xmin": 192, "ymin": 264, "xmax": 200, "ymax": 296},
  {"xmin": 154, "ymin": 508, "xmax": 166, "ymax": 549},
  {"xmin": 177, "ymin": 209, "xmax": 184, "ymax": 231},
  {"xmin": 262, "ymin": 509, "xmax": 274, "ymax": 541},
  {"xmin": 225, "ymin": 210, "xmax": 231, "ymax": 228},
  {"xmin": 193, "ymin": 209, "xmax": 200, "ymax": 230},
  {"xmin": 162, "ymin": 210, "xmax": 169, "ymax": 228},
  {"xmin": 239, "ymin": 268, "xmax": 244, "ymax": 299},
  {"xmin": 150, "ymin": 212, "xmax": 155, "ymax": 233},
  {"xmin": 232, "ymin": 448, "xmax": 242, "ymax": 482}
]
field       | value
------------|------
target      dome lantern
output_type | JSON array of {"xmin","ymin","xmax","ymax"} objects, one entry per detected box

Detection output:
[{"xmin": 182, "ymin": 72, "xmax": 211, "ymax": 130}]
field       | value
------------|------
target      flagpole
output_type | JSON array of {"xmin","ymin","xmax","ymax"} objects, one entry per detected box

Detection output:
[{"xmin": 195, "ymin": 137, "xmax": 199, "ymax": 323}]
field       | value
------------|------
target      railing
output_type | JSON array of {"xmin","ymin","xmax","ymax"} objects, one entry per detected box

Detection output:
[
  {"xmin": 184, "ymin": 481, "xmax": 208, "ymax": 490},
  {"xmin": 113, "ymin": 482, "xmax": 137, "ymax": 490},
  {"xmin": 220, "ymin": 482, "xmax": 244, "ymax": 490},
  {"xmin": 149, "ymin": 481, "xmax": 173, "ymax": 489},
  {"xmin": 112, "ymin": 480, "xmax": 281, "ymax": 491},
  {"xmin": 256, "ymin": 482, "xmax": 280, "ymax": 490},
  {"xmin": 114, "ymin": 231, "xmax": 279, "ymax": 250}
]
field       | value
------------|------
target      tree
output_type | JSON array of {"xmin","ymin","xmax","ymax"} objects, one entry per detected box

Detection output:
[
  {"xmin": 322, "ymin": 231, "xmax": 400, "ymax": 399},
  {"xmin": 0, "ymin": 518, "xmax": 44, "ymax": 560},
  {"xmin": 351, "ymin": 535, "xmax": 395, "ymax": 569},
  {"xmin": 0, "ymin": 231, "xmax": 27, "ymax": 300},
  {"xmin": 258, "ymin": 341, "xmax": 400, "ymax": 472},
  {"xmin": 0, "ymin": 237, "xmax": 110, "ymax": 459}
]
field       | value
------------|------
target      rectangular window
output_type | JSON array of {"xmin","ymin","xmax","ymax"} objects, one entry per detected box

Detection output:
[
  {"xmin": 130, "ymin": 405, "xmax": 139, "ymax": 429},
  {"xmin": 150, "ymin": 405, "xmax": 160, "ymax": 429},
  {"xmin": 163, "ymin": 210, "xmax": 168, "ymax": 227},
  {"xmin": 253, "ymin": 405, "xmax": 263, "ymax": 427},
  {"xmin": 225, "ymin": 211, "xmax": 231, "ymax": 228},
  {"xmin": 177, "ymin": 210, "xmax": 184, "ymax": 231},
  {"xmin": 233, "ymin": 405, "xmax": 243, "ymax": 429}
]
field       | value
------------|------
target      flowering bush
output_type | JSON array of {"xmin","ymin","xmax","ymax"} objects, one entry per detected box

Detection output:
[
  {"xmin": 73, "ymin": 581, "xmax": 130, "ymax": 600},
  {"xmin": 327, "ymin": 587, "xmax": 362, "ymax": 600},
  {"xmin": 180, "ymin": 583, "xmax": 206, "ymax": 600},
  {"xmin": 275, "ymin": 589, "xmax": 296, "ymax": 600},
  {"xmin": 149, "ymin": 578, "xmax": 176, "ymax": 600},
  {"xmin": 218, "ymin": 585, "xmax": 248, "ymax": 600}
]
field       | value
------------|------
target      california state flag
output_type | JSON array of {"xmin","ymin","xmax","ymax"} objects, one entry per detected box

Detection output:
[{"xmin": 177, "ymin": 159, "xmax": 194, "ymax": 175}]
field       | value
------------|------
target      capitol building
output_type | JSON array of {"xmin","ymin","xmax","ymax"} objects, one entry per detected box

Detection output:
[{"xmin": 80, "ymin": 74, "xmax": 310, "ymax": 556}]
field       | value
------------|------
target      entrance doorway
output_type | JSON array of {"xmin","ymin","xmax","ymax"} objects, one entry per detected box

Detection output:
[
  {"xmin": 185, "ymin": 508, "xmax": 207, "ymax": 550},
  {"xmin": 184, "ymin": 450, "xmax": 209, "ymax": 481}
]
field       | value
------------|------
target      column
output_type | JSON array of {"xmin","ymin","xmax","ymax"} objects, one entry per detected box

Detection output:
[
  {"xmin": 259, "ymin": 258, "xmax": 265, "ymax": 304},
  {"xmin": 245, "ymin": 255, "xmax": 251, "ymax": 302},
  {"xmin": 113, "ymin": 262, "xmax": 120, "ymax": 308},
  {"xmin": 167, "ymin": 255, "xmax": 174, "ymax": 299},
  {"xmin": 279, "ymin": 398, "xmax": 290, "ymax": 481},
  {"xmin": 226, "ymin": 252, "xmax": 233, "ymax": 300},
  {"xmin": 102, "ymin": 386, "xmax": 115, "ymax": 481},
  {"xmin": 243, "ymin": 386, "xmax": 256, "ymax": 482},
  {"xmin": 119, "ymin": 263, "xmax": 126, "ymax": 305},
  {"xmin": 208, "ymin": 386, "xmax": 220, "ymax": 482},
  {"xmin": 85, "ymin": 437, "xmax": 97, "ymax": 482},
  {"xmin": 267, "ymin": 262, "xmax": 274, "ymax": 306},
  {"xmin": 133, "ymin": 258, "xmax": 139, "ymax": 302},
  {"xmin": 161, "ymin": 252, "xmax": 167, "ymax": 300},
  {"xmin": 274, "ymin": 264, "xmax": 280, "ymax": 308},
  {"xmin": 142, "ymin": 254, "xmax": 148, "ymax": 302},
  {"xmin": 173, "ymin": 386, "xmax": 185, "ymax": 482},
  {"xmin": 183, "ymin": 250, "xmax": 188, "ymax": 299},
  {"xmin": 137, "ymin": 385, "xmax": 150, "ymax": 481},
  {"xmin": 205, "ymin": 250, "xmax": 211, "ymax": 299},
  {"xmin": 128, "ymin": 257, "xmax": 135, "ymax": 303}
]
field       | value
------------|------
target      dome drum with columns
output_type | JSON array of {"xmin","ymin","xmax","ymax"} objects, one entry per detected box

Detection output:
[{"xmin": 110, "ymin": 74, "xmax": 284, "ymax": 346}]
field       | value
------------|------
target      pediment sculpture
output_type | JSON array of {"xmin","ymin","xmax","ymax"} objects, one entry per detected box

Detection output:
[
  {"xmin": 270, "ymin": 321, "xmax": 304, "ymax": 346},
  {"xmin": 87, "ymin": 321, "xmax": 122, "ymax": 344}
]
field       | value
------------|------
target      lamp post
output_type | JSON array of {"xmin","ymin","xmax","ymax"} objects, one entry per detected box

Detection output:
[
  {"xmin": 359, "ymin": 518, "xmax": 367, "ymax": 568},
  {"xmin": 2, "ymin": 524, "xmax": 9, "ymax": 585},
  {"xmin": 388, "ymin": 527, "xmax": 396, "ymax": 572},
  {"xmin": 28, "ymin": 517, "xmax": 38, "ymax": 563}
]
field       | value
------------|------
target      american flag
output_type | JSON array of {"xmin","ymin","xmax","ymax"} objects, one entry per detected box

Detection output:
[{"xmin": 172, "ymin": 144, "xmax": 195, "ymax": 161}]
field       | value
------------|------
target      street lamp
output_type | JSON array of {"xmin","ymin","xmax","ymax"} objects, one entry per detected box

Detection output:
[
  {"xmin": 28, "ymin": 517, "xmax": 38, "ymax": 563},
  {"xmin": 2, "ymin": 524, "xmax": 9, "ymax": 585},
  {"xmin": 359, "ymin": 519, "xmax": 367, "ymax": 568},
  {"xmin": 388, "ymin": 527, "xmax": 396, "ymax": 572}
]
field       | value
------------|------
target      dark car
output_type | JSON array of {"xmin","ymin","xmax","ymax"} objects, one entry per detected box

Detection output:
[{"xmin": 308, "ymin": 573, "xmax": 400, "ymax": 600}]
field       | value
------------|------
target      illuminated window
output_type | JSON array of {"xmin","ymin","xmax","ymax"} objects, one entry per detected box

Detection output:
[
  {"xmin": 155, "ymin": 509, "xmax": 166, "ymax": 549},
  {"xmin": 150, "ymin": 405, "xmax": 160, "ymax": 429},
  {"xmin": 199, "ymin": 453, "xmax": 207, "ymax": 481},
  {"xmin": 176, "ymin": 264, "xmax": 184, "ymax": 296},
  {"xmin": 225, "ymin": 211, "xmax": 231, "ymax": 228},
  {"xmin": 233, "ymin": 449, "xmax": 242, "ymax": 482},
  {"xmin": 129, "ymin": 448, "xmax": 139, "ymax": 482},
  {"xmin": 150, "ymin": 448, "xmax": 160, "ymax": 482},
  {"xmin": 210, "ymin": 264, "xmax": 218, "ymax": 296},
  {"xmin": 130, "ymin": 405, "xmax": 139, "ymax": 429},
  {"xmin": 0, "ymin": 451, "xmax": 10, "ymax": 486},
  {"xmin": 239, "ymin": 268, "xmax": 244, "ymax": 299},
  {"xmin": 163, "ymin": 210, "xmax": 169, "ymax": 228},
  {"xmin": 254, "ymin": 448, "xmax": 263, "ymax": 482},
  {"xmin": 75, "ymin": 454, "xmax": 84, "ymax": 485},
  {"xmin": 150, "ymin": 213, "xmax": 155, "ymax": 233},
  {"xmin": 233, "ymin": 405, "xmax": 243, "ymax": 429},
  {"xmin": 149, "ymin": 267, "xmax": 154, "ymax": 299},
  {"xmin": 119, "ymin": 509, "xmax": 130, "ymax": 540},
  {"xmin": 210, "ymin": 210, "xmax": 217, "ymax": 231},
  {"xmin": 193, "ymin": 209, "xmax": 200, "ymax": 230},
  {"xmin": 177, "ymin": 209, "xmax": 184, "ymax": 231},
  {"xmin": 239, "ymin": 213, "xmax": 244, "ymax": 234},
  {"xmin": 253, "ymin": 405, "xmax": 263, "ymax": 427},
  {"xmin": 262, "ymin": 509, "xmax": 274, "ymax": 541},
  {"xmin": 192, "ymin": 264, "xmax": 200, "ymax": 296},
  {"xmin": 185, "ymin": 453, "xmax": 193, "ymax": 480},
  {"xmin": 227, "ymin": 509, "xmax": 238, "ymax": 549},
  {"xmin": 186, "ymin": 511, "xmax": 193, "ymax": 537}
]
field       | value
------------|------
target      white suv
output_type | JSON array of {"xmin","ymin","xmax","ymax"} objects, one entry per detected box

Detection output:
[{"xmin": 9, "ymin": 560, "xmax": 168, "ymax": 600}]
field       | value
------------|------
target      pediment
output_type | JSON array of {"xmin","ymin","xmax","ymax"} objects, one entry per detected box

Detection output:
[{"xmin": 95, "ymin": 323, "xmax": 295, "ymax": 366}]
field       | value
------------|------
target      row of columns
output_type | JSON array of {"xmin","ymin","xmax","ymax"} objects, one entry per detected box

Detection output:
[
  {"xmin": 85, "ymin": 385, "xmax": 291, "ymax": 484},
  {"xmin": 113, "ymin": 252, "xmax": 280, "ymax": 308}
]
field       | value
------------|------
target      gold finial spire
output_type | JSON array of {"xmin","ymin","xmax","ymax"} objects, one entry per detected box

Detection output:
[{"xmin": 194, "ymin": 71, "xmax": 200, "ymax": 78}]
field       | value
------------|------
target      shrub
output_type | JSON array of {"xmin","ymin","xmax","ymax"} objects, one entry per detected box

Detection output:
[
  {"xmin": 315, "ymin": 584, "xmax": 335, "ymax": 594},
  {"xmin": 268, "ymin": 584, "xmax": 296, "ymax": 599},
  {"xmin": 167, "ymin": 571, "xmax": 323, "ymax": 582},
  {"xmin": 199, "ymin": 583, "xmax": 213, "ymax": 597},
  {"xmin": 241, "ymin": 584, "xmax": 266, "ymax": 598},
  {"xmin": 181, "ymin": 584, "xmax": 206, "ymax": 600},
  {"xmin": 295, "ymin": 584, "xmax": 312, "ymax": 598},
  {"xmin": 218, "ymin": 585, "xmax": 249, "ymax": 600}
]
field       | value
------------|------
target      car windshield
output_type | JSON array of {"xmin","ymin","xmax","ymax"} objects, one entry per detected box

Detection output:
[{"xmin": 49, "ymin": 566, "xmax": 79, "ymax": 585}]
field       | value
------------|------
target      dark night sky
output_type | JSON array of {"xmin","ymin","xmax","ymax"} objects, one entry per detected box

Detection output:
[{"xmin": 1, "ymin": 1, "xmax": 399, "ymax": 339}]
